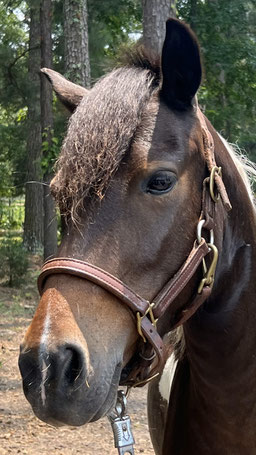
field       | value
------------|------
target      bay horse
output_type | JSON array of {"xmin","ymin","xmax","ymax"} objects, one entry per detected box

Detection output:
[{"xmin": 19, "ymin": 19, "xmax": 256, "ymax": 454}]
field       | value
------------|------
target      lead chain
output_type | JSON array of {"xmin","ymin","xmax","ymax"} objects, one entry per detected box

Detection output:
[{"xmin": 108, "ymin": 390, "xmax": 135, "ymax": 455}]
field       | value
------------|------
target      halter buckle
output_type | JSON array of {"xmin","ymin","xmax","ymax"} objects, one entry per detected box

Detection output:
[
  {"xmin": 209, "ymin": 166, "xmax": 222, "ymax": 202},
  {"xmin": 136, "ymin": 302, "xmax": 157, "ymax": 343}
]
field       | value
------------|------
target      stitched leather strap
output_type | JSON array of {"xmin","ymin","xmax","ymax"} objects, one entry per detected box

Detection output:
[
  {"xmin": 38, "ymin": 239, "xmax": 209, "ymax": 320},
  {"xmin": 38, "ymin": 257, "xmax": 165, "ymax": 374},
  {"xmin": 153, "ymin": 239, "xmax": 209, "ymax": 319},
  {"xmin": 38, "ymin": 258, "xmax": 150, "ymax": 315},
  {"xmin": 38, "ymin": 238, "xmax": 211, "ymax": 385},
  {"xmin": 197, "ymin": 108, "xmax": 232, "ymax": 212}
]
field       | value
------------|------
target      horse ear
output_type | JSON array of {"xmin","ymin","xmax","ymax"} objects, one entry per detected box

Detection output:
[
  {"xmin": 161, "ymin": 19, "xmax": 202, "ymax": 110},
  {"xmin": 41, "ymin": 68, "xmax": 88, "ymax": 113}
]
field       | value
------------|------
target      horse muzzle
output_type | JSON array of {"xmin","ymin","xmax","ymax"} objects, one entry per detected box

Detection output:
[{"xmin": 18, "ymin": 342, "xmax": 122, "ymax": 426}]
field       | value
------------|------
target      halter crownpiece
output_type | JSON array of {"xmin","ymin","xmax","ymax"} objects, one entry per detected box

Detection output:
[
  {"xmin": 197, "ymin": 107, "xmax": 232, "ymax": 212},
  {"xmin": 37, "ymin": 109, "xmax": 232, "ymax": 387}
]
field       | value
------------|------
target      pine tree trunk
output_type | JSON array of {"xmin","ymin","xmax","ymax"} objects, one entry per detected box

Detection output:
[
  {"xmin": 24, "ymin": 0, "xmax": 44, "ymax": 253},
  {"xmin": 40, "ymin": 0, "xmax": 58, "ymax": 260},
  {"xmin": 63, "ymin": 0, "xmax": 90, "ymax": 87},
  {"xmin": 142, "ymin": 0, "xmax": 176, "ymax": 55}
]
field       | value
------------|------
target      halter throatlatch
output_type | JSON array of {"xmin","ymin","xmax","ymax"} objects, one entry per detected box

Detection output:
[{"xmin": 37, "ymin": 108, "xmax": 232, "ymax": 387}]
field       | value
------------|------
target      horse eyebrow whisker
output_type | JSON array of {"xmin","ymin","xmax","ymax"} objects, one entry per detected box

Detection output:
[
  {"xmin": 74, "ymin": 365, "xmax": 85, "ymax": 384},
  {"xmin": 22, "ymin": 349, "xmax": 32, "ymax": 355},
  {"xmin": 21, "ymin": 368, "xmax": 34, "ymax": 382},
  {"xmin": 73, "ymin": 377, "xmax": 86, "ymax": 393},
  {"xmin": 41, "ymin": 363, "xmax": 51, "ymax": 375},
  {"xmin": 76, "ymin": 302, "xmax": 81, "ymax": 318}
]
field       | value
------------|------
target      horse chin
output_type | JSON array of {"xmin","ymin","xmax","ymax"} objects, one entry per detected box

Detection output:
[
  {"xmin": 90, "ymin": 367, "xmax": 121, "ymax": 422},
  {"xmin": 23, "ymin": 362, "xmax": 122, "ymax": 427}
]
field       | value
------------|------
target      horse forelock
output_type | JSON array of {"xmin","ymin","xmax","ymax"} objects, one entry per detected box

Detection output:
[{"xmin": 51, "ymin": 51, "xmax": 161, "ymax": 221}]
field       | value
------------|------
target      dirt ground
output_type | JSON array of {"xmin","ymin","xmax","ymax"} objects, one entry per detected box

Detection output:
[{"xmin": 0, "ymin": 274, "xmax": 155, "ymax": 455}]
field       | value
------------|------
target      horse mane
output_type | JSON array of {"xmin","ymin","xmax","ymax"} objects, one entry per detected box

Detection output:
[
  {"xmin": 116, "ymin": 44, "xmax": 161, "ymax": 81},
  {"xmin": 51, "ymin": 46, "xmax": 161, "ymax": 221},
  {"xmin": 218, "ymin": 135, "xmax": 256, "ymax": 205}
]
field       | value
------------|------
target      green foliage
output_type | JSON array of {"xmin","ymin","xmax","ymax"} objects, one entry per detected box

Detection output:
[
  {"xmin": 0, "ymin": 197, "xmax": 24, "ymax": 232},
  {"xmin": 41, "ymin": 126, "xmax": 61, "ymax": 174},
  {"xmin": 0, "ymin": 107, "xmax": 27, "ymax": 195},
  {"xmin": 0, "ymin": 1, "xmax": 29, "ymax": 108},
  {"xmin": 0, "ymin": 238, "xmax": 29, "ymax": 287},
  {"xmin": 0, "ymin": 150, "xmax": 13, "ymax": 198},
  {"xmin": 0, "ymin": 196, "xmax": 25, "ymax": 288},
  {"xmin": 178, "ymin": 0, "xmax": 256, "ymax": 159},
  {"xmin": 88, "ymin": 0, "xmax": 142, "ymax": 79},
  {"xmin": 0, "ymin": 2, "xmax": 29, "ymax": 197},
  {"xmin": 52, "ymin": 0, "xmax": 142, "ymax": 79}
]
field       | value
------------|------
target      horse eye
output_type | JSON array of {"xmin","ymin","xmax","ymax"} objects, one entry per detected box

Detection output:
[{"xmin": 145, "ymin": 171, "xmax": 176, "ymax": 195}]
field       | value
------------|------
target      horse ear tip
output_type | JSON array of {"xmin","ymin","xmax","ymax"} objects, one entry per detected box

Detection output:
[
  {"xmin": 165, "ymin": 18, "xmax": 176, "ymax": 31},
  {"xmin": 161, "ymin": 18, "xmax": 201, "ymax": 109},
  {"xmin": 166, "ymin": 18, "xmax": 184, "ymax": 29},
  {"xmin": 165, "ymin": 18, "xmax": 193, "ymax": 36},
  {"xmin": 166, "ymin": 18, "xmax": 179, "ymax": 24}
]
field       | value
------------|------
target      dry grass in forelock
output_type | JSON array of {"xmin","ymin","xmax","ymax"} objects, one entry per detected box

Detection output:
[{"xmin": 50, "ymin": 49, "xmax": 161, "ymax": 223}]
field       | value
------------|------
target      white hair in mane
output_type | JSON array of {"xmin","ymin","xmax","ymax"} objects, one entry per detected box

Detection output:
[{"xmin": 218, "ymin": 134, "xmax": 256, "ymax": 205}]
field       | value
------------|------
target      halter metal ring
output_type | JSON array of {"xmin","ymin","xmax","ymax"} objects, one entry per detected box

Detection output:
[
  {"xmin": 139, "ymin": 351, "xmax": 156, "ymax": 361},
  {"xmin": 197, "ymin": 219, "xmax": 214, "ymax": 245}
]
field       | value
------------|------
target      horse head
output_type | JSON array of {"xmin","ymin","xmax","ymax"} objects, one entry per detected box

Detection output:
[{"xmin": 19, "ymin": 19, "xmax": 215, "ymax": 426}]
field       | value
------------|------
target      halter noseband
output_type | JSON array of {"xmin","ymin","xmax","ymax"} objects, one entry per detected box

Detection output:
[{"xmin": 37, "ymin": 109, "xmax": 232, "ymax": 387}]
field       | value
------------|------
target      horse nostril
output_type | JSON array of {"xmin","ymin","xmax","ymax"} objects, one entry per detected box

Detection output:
[
  {"xmin": 19, "ymin": 344, "xmax": 87, "ymax": 396},
  {"xmin": 63, "ymin": 346, "xmax": 85, "ymax": 386},
  {"xmin": 18, "ymin": 350, "xmax": 39, "ymax": 394}
]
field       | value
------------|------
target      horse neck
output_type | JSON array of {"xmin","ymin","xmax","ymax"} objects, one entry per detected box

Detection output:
[
  {"xmin": 181, "ymin": 127, "xmax": 256, "ymax": 449},
  {"xmin": 195, "ymin": 125, "xmax": 256, "ymax": 331}
]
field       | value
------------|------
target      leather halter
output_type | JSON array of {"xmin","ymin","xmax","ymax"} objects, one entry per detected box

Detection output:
[{"xmin": 37, "ymin": 108, "xmax": 232, "ymax": 387}]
